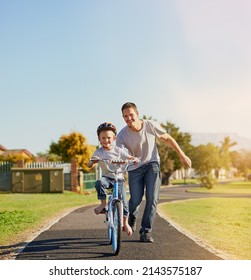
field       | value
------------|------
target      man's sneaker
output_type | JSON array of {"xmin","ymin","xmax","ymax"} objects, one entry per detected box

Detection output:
[
  {"xmin": 140, "ymin": 232, "xmax": 154, "ymax": 243},
  {"xmin": 128, "ymin": 214, "xmax": 136, "ymax": 232}
]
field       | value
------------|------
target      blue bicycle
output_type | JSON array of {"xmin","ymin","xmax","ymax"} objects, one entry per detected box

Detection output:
[{"xmin": 91, "ymin": 158, "xmax": 133, "ymax": 255}]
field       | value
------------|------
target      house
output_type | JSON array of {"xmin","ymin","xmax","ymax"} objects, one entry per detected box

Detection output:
[
  {"xmin": 0, "ymin": 145, "xmax": 7, "ymax": 155},
  {"xmin": 1, "ymin": 149, "xmax": 33, "ymax": 159},
  {"xmin": 0, "ymin": 145, "xmax": 34, "ymax": 161}
]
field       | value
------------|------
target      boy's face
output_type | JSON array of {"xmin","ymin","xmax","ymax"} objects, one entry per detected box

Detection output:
[{"xmin": 98, "ymin": 130, "xmax": 116, "ymax": 150}]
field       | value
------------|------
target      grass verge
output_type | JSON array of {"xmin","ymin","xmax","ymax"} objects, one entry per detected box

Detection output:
[
  {"xmin": 0, "ymin": 191, "xmax": 97, "ymax": 256},
  {"xmin": 159, "ymin": 197, "xmax": 251, "ymax": 260},
  {"xmin": 188, "ymin": 181, "xmax": 251, "ymax": 194}
]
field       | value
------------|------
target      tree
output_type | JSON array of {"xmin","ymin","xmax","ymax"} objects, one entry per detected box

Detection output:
[
  {"xmin": 242, "ymin": 150, "xmax": 251, "ymax": 178},
  {"xmin": 36, "ymin": 152, "xmax": 62, "ymax": 162},
  {"xmin": 49, "ymin": 131, "xmax": 91, "ymax": 172},
  {"xmin": 157, "ymin": 121, "xmax": 193, "ymax": 184},
  {"xmin": 219, "ymin": 137, "xmax": 237, "ymax": 170},
  {"xmin": 141, "ymin": 117, "xmax": 193, "ymax": 184},
  {"xmin": 190, "ymin": 143, "xmax": 221, "ymax": 188},
  {"xmin": 0, "ymin": 153, "xmax": 33, "ymax": 164},
  {"xmin": 231, "ymin": 149, "xmax": 251, "ymax": 178}
]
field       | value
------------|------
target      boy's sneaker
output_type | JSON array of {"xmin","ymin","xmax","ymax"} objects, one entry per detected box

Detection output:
[
  {"xmin": 140, "ymin": 232, "xmax": 154, "ymax": 243},
  {"xmin": 128, "ymin": 214, "xmax": 136, "ymax": 232}
]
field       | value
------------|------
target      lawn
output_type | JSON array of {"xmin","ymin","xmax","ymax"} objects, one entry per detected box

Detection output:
[
  {"xmin": 158, "ymin": 181, "xmax": 251, "ymax": 260},
  {"xmin": 1, "ymin": 181, "xmax": 251, "ymax": 260},
  {"xmin": 189, "ymin": 181, "xmax": 251, "ymax": 194},
  {"xmin": 0, "ymin": 191, "xmax": 97, "ymax": 254}
]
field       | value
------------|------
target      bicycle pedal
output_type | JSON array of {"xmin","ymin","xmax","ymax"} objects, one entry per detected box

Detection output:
[{"xmin": 99, "ymin": 208, "xmax": 107, "ymax": 214}]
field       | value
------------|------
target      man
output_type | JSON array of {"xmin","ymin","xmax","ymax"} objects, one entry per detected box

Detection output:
[{"xmin": 116, "ymin": 102, "xmax": 191, "ymax": 242}]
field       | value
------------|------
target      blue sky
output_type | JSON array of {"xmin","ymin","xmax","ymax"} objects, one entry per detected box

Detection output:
[{"xmin": 1, "ymin": 0, "xmax": 251, "ymax": 154}]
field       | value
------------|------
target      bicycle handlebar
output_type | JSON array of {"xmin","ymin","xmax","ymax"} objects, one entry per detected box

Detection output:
[{"xmin": 90, "ymin": 157, "xmax": 140, "ymax": 174}]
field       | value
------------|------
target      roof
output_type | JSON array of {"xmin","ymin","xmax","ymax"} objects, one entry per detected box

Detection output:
[
  {"xmin": 1, "ymin": 149, "xmax": 34, "ymax": 158},
  {"xmin": 0, "ymin": 144, "xmax": 7, "ymax": 152}
]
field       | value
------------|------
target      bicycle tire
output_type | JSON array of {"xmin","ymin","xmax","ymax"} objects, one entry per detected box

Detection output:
[{"xmin": 112, "ymin": 200, "xmax": 122, "ymax": 255}]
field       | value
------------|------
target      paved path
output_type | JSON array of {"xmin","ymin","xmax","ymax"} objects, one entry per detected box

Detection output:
[{"xmin": 16, "ymin": 185, "xmax": 250, "ymax": 260}]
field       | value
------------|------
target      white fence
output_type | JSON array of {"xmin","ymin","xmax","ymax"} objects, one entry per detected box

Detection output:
[{"xmin": 25, "ymin": 161, "xmax": 71, "ymax": 173}]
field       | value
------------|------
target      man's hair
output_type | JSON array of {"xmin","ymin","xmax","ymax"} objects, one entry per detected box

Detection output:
[{"xmin": 121, "ymin": 102, "xmax": 138, "ymax": 113}]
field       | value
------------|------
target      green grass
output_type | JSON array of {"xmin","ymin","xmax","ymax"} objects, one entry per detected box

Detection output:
[
  {"xmin": 0, "ymin": 191, "xmax": 97, "ymax": 247},
  {"xmin": 189, "ymin": 181, "xmax": 251, "ymax": 194},
  {"xmin": 159, "ymin": 181, "xmax": 251, "ymax": 259},
  {"xmin": 1, "ymin": 181, "xmax": 251, "ymax": 260},
  {"xmin": 159, "ymin": 197, "xmax": 251, "ymax": 260},
  {"xmin": 170, "ymin": 178, "xmax": 199, "ymax": 185}
]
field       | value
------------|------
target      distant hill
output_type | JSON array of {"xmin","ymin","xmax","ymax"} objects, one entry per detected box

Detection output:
[{"xmin": 191, "ymin": 133, "xmax": 251, "ymax": 151}]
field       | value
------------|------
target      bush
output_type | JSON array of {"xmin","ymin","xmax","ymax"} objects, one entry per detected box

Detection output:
[{"xmin": 200, "ymin": 175, "xmax": 216, "ymax": 189}]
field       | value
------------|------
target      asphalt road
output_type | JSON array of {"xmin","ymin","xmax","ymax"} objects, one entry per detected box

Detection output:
[{"xmin": 16, "ymin": 185, "xmax": 249, "ymax": 260}]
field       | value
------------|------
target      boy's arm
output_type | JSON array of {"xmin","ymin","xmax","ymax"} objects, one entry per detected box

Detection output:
[
  {"xmin": 87, "ymin": 156, "xmax": 100, "ymax": 168},
  {"xmin": 159, "ymin": 133, "xmax": 192, "ymax": 168},
  {"xmin": 87, "ymin": 160, "xmax": 94, "ymax": 168}
]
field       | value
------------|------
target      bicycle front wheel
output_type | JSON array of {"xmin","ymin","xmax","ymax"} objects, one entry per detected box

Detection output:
[{"xmin": 112, "ymin": 200, "xmax": 122, "ymax": 255}]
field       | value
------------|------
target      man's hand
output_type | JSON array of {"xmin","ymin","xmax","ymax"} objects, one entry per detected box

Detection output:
[
  {"xmin": 181, "ymin": 154, "xmax": 192, "ymax": 168},
  {"xmin": 129, "ymin": 156, "xmax": 141, "ymax": 165}
]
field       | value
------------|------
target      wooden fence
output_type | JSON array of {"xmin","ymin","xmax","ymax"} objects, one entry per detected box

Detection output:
[
  {"xmin": 0, "ymin": 161, "xmax": 13, "ymax": 191},
  {"xmin": 0, "ymin": 161, "xmax": 96, "ymax": 191}
]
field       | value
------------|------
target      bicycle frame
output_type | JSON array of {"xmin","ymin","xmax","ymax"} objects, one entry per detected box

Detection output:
[
  {"xmin": 106, "ymin": 179, "xmax": 123, "ymax": 234},
  {"xmin": 104, "ymin": 163, "xmax": 125, "ymax": 253},
  {"xmin": 91, "ymin": 158, "xmax": 134, "ymax": 255}
]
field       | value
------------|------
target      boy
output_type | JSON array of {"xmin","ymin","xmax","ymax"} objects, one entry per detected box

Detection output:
[{"xmin": 87, "ymin": 122, "xmax": 139, "ymax": 236}]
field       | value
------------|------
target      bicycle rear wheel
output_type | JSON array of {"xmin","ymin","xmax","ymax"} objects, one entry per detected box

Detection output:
[{"xmin": 112, "ymin": 200, "xmax": 122, "ymax": 255}]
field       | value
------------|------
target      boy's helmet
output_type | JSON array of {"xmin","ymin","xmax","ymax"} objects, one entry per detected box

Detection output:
[{"xmin": 97, "ymin": 122, "xmax": 117, "ymax": 136}]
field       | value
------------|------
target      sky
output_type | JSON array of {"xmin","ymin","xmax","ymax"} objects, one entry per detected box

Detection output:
[{"xmin": 1, "ymin": 0, "xmax": 251, "ymax": 155}]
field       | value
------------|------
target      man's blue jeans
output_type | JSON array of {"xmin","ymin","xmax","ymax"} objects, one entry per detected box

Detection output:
[{"xmin": 128, "ymin": 161, "xmax": 161, "ymax": 233}]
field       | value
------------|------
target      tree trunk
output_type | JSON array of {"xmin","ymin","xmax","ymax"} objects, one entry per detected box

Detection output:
[{"xmin": 161, "ymin": 171, "xmax": 173, "ymax": 185}]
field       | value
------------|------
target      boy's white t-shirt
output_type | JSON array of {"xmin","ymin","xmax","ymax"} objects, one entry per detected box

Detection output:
[
  {"xmin": 92, "ymin": 146, "xmax": 130, "ymax": 179},
  {"xmin": 116, "ymin": 120, "xmax": 166, "ymax": 171}
]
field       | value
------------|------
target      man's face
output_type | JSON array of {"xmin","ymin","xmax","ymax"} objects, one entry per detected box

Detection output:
[{"xmin": 122, "ymin": 107, "xmax": 139, "ymax": 129}]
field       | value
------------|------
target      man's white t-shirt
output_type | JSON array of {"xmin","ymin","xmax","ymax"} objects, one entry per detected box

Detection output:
[{"xmin": 116, "ymin": 120, "xmax": 166, "ymax": 171}]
